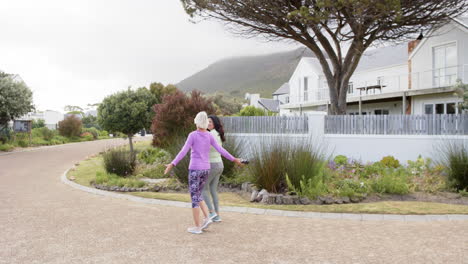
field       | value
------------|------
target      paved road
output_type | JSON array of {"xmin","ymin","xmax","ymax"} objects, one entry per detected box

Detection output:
[{"xmin": 1, "ymin": 139, "xmax": 467, "ymax": 264}]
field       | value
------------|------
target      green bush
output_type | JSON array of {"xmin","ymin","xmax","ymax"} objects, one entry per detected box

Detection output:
[
  {"xmin": 361, "ymin": 162, "xmax": 384, "ymax": 179},
  {"xmin": 380, "ymin": 156, "xmax": 400, "ymax": 168},
  {"xmin": 0, "ymin": 144, "xmax": 14, "ymax": 151},
  {"xmin": 221, "ymin": 170, "xmax": 254, "ymax": 185},
  {"xmin": 31, "ymin": 138, "xmax": 49, "ymax": 146},
  {"xmin": 248, "ymin": 140, "xmax": 289, "ymax": 193},
  {"xmin": 334, "ymin": 155, "xmax": 348, "ymax": 167},
  {"xmin": 371, "ymin": 169, "xmax": 409, "ymax": 195},
  {"xmin": 239, "ymin": 106, "xmax": 266, "ymax": 116},
  {"xmin": 285, "ymin": 143, "xmax": 326, "ymax": 191},
  {"xmin": 248, "ymin": 138, "xmax": 325, "ymax": 193},
  {"xmin": 103, "ymin": 148, "xmax": 136, "ymax": 177},
  {"xmin": 17, "ymin": 140, "xmax": 29, "ymax": 148},
  {"xmin": 334, "ymin": 179, "xmax": 369, "ymax": 198},
  {"xmin": 32, "ymin": 119, "xmax": 46, "ymax": 129},
  {"xmin": 140, "ymin": 164, "xmax": 166, "ymax": 179},
  {"xmin": 32, "ymin": 127, "xmax": 56, "ymax": 141},
  {"xmin": 99, "ymin": 130, "xmax": 109, "ymax": 138},
  {"xmin": 80, "ymin": 132, "xmax": 94, "ymax": 141},
  {"xmin": 137, "ymin": 147, "xmax": 169, "ymax": 164},
  {"xmin": 286, "ymin": 173, "xmax": 327, "ymax": 199},
  {"xmin": 82, "ymin": 127, "xmax": 99, "ymax": 140},
  {"xmin": 440, "ymin": 142, "xmax": 468, "ymax": 191}
]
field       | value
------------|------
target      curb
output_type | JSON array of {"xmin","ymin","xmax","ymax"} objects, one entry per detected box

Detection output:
[{"xmin": 61, "ymin": 169, "xmax": 468, "ymax": 222}]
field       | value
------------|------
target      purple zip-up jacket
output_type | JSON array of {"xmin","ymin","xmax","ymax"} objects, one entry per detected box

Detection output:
[{"xmin": 171, "ymin": 130, "xmax": 235, "ymax": 170}]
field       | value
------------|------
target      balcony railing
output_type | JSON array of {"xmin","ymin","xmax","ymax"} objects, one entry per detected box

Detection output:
[{"xmin": 287, "ymin": 64, "xmax": 468, "ymax": 105}]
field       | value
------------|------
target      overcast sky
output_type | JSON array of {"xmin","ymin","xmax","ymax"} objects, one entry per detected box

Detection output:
[{"xmin": 0, "ymin": 0, "xmax": 294, "ymax": 112}]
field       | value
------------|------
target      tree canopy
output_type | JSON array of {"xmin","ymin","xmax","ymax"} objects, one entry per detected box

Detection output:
[
  {"xmin": 98, "ymin": 88, "xmax": 154, "ymax": 152},
  {"xmin": 181, "ymin": 0, "xmax": 468, "ymax": 114},
  {"xmin": 0, "ymin": 72, "xmax": 34, "ymax": 127}
]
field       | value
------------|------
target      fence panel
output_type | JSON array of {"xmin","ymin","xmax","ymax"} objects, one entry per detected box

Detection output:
[
  {"xmin": 220, "ymin": 116, "xmax": 310, "ymax": 134},
  {"xmin": 325, "ymin": 114, "xmax": 468, "ymax": 135}
]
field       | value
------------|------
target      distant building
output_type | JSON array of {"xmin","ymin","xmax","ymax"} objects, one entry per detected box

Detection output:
[
  {"xmin": 245, "ymin": 93, "xmax": 280, "ymax": 113},
  {"xmin": 22, "ymin": 110, "xmax": 65, "ymax": 129}
]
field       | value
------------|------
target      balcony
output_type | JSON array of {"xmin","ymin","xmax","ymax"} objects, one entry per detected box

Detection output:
[{"xmin": 283, "ymin": 64, "xmax": 468, "ymax": 107}]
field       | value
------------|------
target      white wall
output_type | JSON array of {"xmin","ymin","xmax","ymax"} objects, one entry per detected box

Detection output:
[
  {"xmin": 227, "ymin": 113, "xmax": 468, "ymax": 163},
  {"xmin": 44, "ymin": 110, "xmax": 65, "ymax": 126},
  {"xmin": 288, "ymin": 59, "xmax": 320, "ymax": 104},
  {"xmin": 248, "ymin": 94, "xmax": 261, "ymax": 108},
  {"xmin": 274, "ymin": 93, "xmax": 289, "ymax": 104},
  {"xmin": 411, "ymin": 21, "xmax": 468, "ymax": 89}
]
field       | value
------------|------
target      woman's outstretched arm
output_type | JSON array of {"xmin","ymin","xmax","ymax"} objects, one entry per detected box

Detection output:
[{"xmin": 209, "ymin": 134, "xmax": 239, "ymax": 163}]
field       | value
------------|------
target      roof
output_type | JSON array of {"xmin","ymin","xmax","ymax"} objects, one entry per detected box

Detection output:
[
  {"xmin": 273, "ymin": 83, "xmax": 290, "ymax": 95},
  {"xmin": 258, "ymin": 98, "xmax": 280, "ymax": 113},
  {"xmin": 355, "ymin": 43, "xmax": 408, "ymax": 72},
  {"xmin": 295, "ymin": 43, "xmax": 408, "ymax": 77},
  {"xmin": 454, "ymin": 16, "xmax": 468, "ymax": 28}
]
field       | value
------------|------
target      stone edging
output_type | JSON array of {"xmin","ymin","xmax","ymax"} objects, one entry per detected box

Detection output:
[{"xmin": 61, "ymin": 168, "xmax": 468, "ymax": 222}]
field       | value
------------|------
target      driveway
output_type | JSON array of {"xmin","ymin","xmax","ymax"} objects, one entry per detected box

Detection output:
[{"xmin": 1, "ymin": 138, "xmax": 467, "ymax": 263}]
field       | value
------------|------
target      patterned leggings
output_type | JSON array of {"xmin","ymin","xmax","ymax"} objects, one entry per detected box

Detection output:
[{"xmin": 188, "ymin": 170, "xmax": 210, "ymax": 208}]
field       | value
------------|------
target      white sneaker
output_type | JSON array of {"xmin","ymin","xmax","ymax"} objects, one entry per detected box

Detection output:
[
  {"xmin": 187, "ymin": 227, "xmax": 202, "ymax": 234},
  {"xmin": 201, "ymin": 218, "xmax": 213, "ymax": 230},
  {"xmin": 209, "ymin": 212, "xmax": 218, "ymax": 220}
]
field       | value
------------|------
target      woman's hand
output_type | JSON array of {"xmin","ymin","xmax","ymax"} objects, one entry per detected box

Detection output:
[
  {"xmin": 233, "ymin": 158, "xmax": 244, "ymax": 167},
  {"xmin": 164, "ymin": 163, "xmax": 174, "ymax": 175}
]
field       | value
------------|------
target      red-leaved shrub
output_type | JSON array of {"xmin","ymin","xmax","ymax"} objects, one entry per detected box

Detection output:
[
  {"xmin": 151, "ymin": 90, "xmax": 215, "ymax": 147},
  {"xmin": 58, "ymin": 115, "xmax": 82, "ymax": 138}
]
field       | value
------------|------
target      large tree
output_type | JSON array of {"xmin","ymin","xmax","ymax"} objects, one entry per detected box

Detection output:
[
  {"xmin": 181, "ymin": 0, "xmax": 468, "ymax": 114},
  {"xmin": 98, "ymin": 88, "xmax": 154, "ymax": 153},
  {"xmin": 0, "ymin": 72, "xmax": 34, "ymax": 129}
]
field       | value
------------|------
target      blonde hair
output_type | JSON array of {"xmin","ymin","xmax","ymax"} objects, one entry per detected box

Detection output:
[{"xmin": 194, "ymin": 111, "xmax": 209, "ymax": 129}]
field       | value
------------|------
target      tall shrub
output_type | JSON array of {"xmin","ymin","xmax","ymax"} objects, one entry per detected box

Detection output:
[
  {"xmin": 151, "ymin": 90, "xmax": 215, "ymax": 147},
  {"xmin": 58, "ymin": 115, "xmax": 82, "ymax": 137},
  {"xmin": 441, "ymin": 141, "xmax": 468, "ymax": 190},
  {"xmin": 103, "ymin": 148, "xmax": 136, "ymax": 177}
]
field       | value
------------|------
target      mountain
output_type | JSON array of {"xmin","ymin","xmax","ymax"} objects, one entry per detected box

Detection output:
[{"xmin": 177, "ymin": 47, "xmax": 314, "ymax": 98}]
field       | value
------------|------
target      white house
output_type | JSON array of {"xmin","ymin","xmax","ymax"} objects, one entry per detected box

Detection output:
[
  {"xmin": 22, "ymin": 110, "xmax": 65, "ymax": 129},
  {"xmin": 280, "ymin": 17, "xmax": 468, "ymax": 116},
  {"xmin": 245, "ymin": 93, "xmax": 280, "ymax": 113}
]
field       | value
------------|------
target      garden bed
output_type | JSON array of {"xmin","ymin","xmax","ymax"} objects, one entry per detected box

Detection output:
[{"xmin": 66, "ymin": 143, "xmax": 468, "ymax": 215}]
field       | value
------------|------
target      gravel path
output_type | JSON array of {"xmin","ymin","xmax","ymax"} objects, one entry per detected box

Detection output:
[{"xmin": 1, "ymin": 138, "xmax": 467, "ymax": 264}]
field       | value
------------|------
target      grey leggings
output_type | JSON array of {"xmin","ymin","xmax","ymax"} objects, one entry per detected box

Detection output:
[{"xmin": 202, "ymin": 162, "xmax": 224, "ymax": 213}]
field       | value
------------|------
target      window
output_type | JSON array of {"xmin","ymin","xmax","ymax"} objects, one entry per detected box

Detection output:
[
  {"xmin": 425, "ymin": 104, "xmax": 434, "ymax": 114},
  {"xmin": 424, "ymin": 102, "xmax": 458, "ymax": 114},
  {"xmin": 433, "ymin": 43, "xmax": 457, "ymax": 87},
  {"xmin": 348, "ymin": 82, "xmax": 354, "ymax": 94},
  {"xmin": 435, "ymin": 103, "xmax": 444, "ymax": 114},
  {"xmin": 447, "ymin": 103, "xmax": 456, "ymax": 114},
  {"xmin": 304, "ymin": 77, "xmax": 308, "ymax": 101},
  {"xmin": 374, "ymin": 109, "xmax": 389, "ymax": 115},
  {"xmin": 285, "ymin": 96, "xmax": 290, "ymax": 104}
]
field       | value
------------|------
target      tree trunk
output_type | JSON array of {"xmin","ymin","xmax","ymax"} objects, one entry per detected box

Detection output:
[
  {"xmin": 128, "ymin": 135, "xmax": 134, "ymax": 154},
  {"xmin": 328, "ymin": 80, "xmax": 348, "ymax": 115}
]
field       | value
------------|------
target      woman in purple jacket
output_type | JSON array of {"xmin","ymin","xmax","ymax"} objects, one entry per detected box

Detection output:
[{"xmin": 164, "ymin": 111, "xmax": 242, "ymax": 234}]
